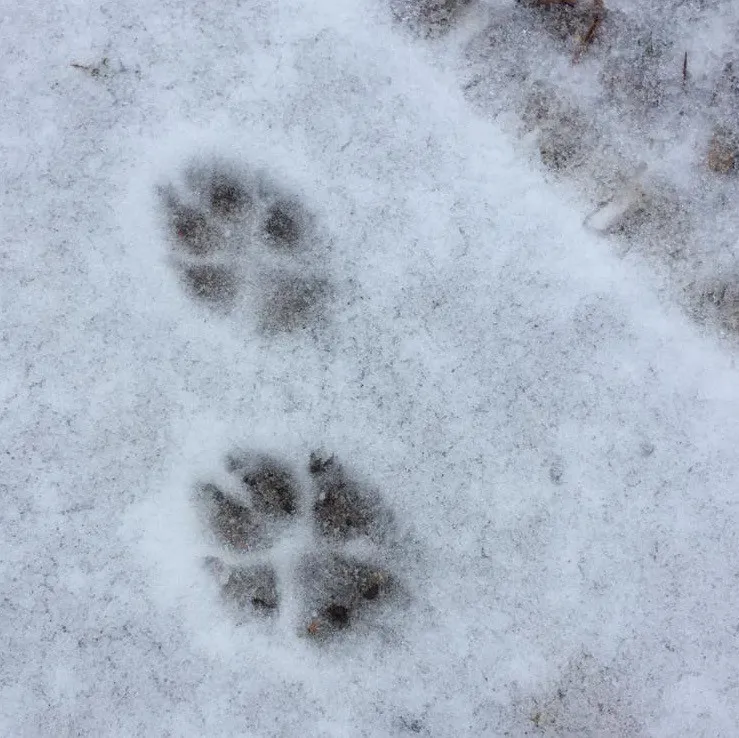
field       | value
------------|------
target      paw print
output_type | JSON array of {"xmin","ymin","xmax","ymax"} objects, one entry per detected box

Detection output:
[
  {"xmin": 195, "ymin": 450, "xmax": 400, "ymax": 639},
  {"xmin": 157, "ymin": 159, "xmax": 331, "ymax": 333}
]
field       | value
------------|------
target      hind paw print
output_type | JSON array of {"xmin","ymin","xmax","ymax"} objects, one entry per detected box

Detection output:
[
  {"xmin": 157, "ymin": 159, "xmax": 332, "ymax": 333},
  {"xmin": 195, "ymin": 449, "xmax": 401, "ymax": 639}
]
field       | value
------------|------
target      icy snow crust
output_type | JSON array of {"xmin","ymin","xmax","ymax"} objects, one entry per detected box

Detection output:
[{"xmin": 2, "ymin": 0, "xmax": 739, "ymax": 735}]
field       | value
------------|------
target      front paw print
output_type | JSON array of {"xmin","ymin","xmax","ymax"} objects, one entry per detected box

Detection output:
[
  {"xmin": 195, "ymin": 449, "xmax": 401, "ymax": 639},
  {"xmin": 157, "ymin": 158, "xmax": 332, "ymax": 334}
]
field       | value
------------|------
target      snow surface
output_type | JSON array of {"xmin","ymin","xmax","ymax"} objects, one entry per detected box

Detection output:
[{"xmin": 3, "ymin": 0, "xmax": 739, "ymax": 735}]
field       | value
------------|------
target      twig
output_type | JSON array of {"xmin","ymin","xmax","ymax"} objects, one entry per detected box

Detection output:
[
  {"xmin": 70, "ymin": 57, "xmax": 109, "ymax": 78},
  {"xmin": 682, "ymin": 51, "xmax": 689, "ymax": 85},
  {"xmin": 572, "ymin": 0, "xmax": 605, "ymax": 63}
]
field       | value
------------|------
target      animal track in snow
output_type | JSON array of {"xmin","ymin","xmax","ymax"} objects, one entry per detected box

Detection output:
[
  {"xmin": 157, "ymin": 158, "xmax": 332, "ymax": 334},
  {"xmin": 195, "ymin": 450, "xmax": 401, "ymax": 640}
]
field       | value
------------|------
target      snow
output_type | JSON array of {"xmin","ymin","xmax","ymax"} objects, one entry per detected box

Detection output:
[{"xmin": 3, "ymin": 0, "xmax": 739, "ymax": 735}]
